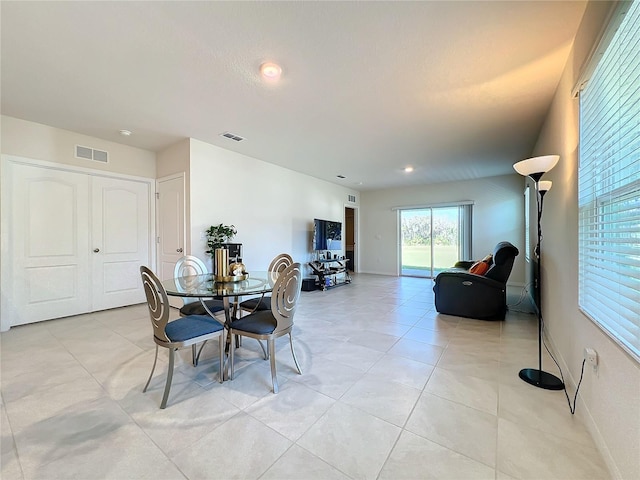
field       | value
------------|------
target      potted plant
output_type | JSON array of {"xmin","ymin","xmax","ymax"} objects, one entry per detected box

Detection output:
[{"xmin": 205, "ymin": 223, "xmax": 237, "ymax": 257}]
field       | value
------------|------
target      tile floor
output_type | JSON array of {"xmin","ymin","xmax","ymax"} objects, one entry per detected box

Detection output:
[{"xmin": 1, "ymin": 274, "xmax": 610, "ymax": 479}]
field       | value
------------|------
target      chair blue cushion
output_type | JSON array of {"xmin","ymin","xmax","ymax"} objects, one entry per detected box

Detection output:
[
  {"xmin": 165, "ymin": 315, "xmax": 224, "ymax": 342},
  {"xmin": 179, "ymin": 299, "xmax": 224, "ymax": 317},
  {"xmin": 231, "ymin": 310, "xmax": 277, "ymax": 335},
  {"xmin": 240, "ymin": 296, "xmax": 270, "ymax": 312}
]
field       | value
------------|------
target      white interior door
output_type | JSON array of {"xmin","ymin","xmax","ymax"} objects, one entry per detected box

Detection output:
[
  {"xmin": 10, "ymin": 163, "xmax": 91, "ymax": 325},
  {"xmin": 157, "ymin": 174, "xmax": 186, "ymax": 281},
  {"xmin": 157, "ymin": 175, "xmax": 186, "ymax": 309},
  {"xmin": 91, "ymin": 176, "xmax": 150, "ymax": 310}
]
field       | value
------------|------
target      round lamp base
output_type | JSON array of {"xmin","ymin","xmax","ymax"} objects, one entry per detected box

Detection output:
[{"xmin": 519, "ymin": 368, "xmax": 564, "ymax": 390}]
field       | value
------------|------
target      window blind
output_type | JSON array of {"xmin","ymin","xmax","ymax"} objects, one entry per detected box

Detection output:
[{"xmin": 578, "ymin": 0, "xmax": 640, "ymax": 361}]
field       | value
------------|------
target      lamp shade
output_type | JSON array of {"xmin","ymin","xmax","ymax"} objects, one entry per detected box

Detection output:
[
  {"xmin": 513, "ymin": 155, "xmax": 560, "ymax": 179},
  {"xmin": 538, "ymin": 180, "xmax": 552, "ymax": 192}
]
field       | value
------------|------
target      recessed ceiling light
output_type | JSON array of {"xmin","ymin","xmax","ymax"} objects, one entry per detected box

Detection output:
[
  {"xmin": 119, "ymin": 129, "xmax": 132, "ymax": 136},
  {"xmin": 404, "ymin": 166, "xmax": 414, "ymax": 173},
  {"xmin": 260, "ymin": 62, "xmax": 282, "ymax": 81}
]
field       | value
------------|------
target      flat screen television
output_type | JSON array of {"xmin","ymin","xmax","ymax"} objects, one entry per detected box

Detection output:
[{"xmin": 313, "ymin": 218, "xmax": 342, "ymax": 251}]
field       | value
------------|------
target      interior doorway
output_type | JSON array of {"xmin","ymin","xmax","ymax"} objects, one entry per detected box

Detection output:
[{"xmin": 345, "ymin": 206, "xmax": 357, "ymax": 272}]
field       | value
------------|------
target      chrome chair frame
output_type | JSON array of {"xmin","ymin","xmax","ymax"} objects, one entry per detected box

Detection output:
[
  {"xmin": 239, "ymin": 253, "xmax": 293, "ymax": 315},
  {"xmin": 229, "ymin": 262, "xmax": 303, "ymax": 393},
  {"xmin": 141, "ymin": 266, "xmax": 225, "ymax": 409},
  {"xmin": 174, "ymin": 255, "xmax": 225, "ymax": 365}
]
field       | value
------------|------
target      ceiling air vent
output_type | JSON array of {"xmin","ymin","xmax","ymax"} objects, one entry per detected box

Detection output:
[
  {"xmin": 75, "ymin": 145, "xmax": 109, "ymax": 163},
  {"xmin": 220, "ymin": 132, "xmax": 245, "ymax": 142},
  {"xmin": 348, "ymin": 194, "xmax": 356, "ymax": 203}
]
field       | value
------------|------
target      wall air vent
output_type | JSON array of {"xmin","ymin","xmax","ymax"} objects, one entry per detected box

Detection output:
[
  {"xmin": 348, "ymin": 194, "xmax": 356, "ymax": 203},
  {"xmin": 220, "ymin": 132, "xmax": 245, "ymax": 142},
  {"xmin": 75, "ymin": 145, "xmax": 109, "ymax": 163}
]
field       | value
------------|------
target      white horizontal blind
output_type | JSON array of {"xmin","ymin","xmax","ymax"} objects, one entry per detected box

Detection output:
[{"xmin": 578, "ymin": 0, "xmax": 640, "ymax": 361}]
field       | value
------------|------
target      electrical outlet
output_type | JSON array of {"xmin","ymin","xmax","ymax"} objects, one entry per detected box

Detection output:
[{"xmin": 584, "ymin": 347, "xmax": 598, "ymax": 367}]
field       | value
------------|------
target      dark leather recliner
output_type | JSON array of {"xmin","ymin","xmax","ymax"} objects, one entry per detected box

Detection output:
[{"xmin": 433, "ymin": 241, "xmax": 519, "ymax": 320}]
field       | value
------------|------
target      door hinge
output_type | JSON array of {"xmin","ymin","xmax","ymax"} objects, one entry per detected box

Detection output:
[
  {"xmin": 157, "ymin": 236, "xmax": 160, "ymax": 244},
  {"xmin": 155, "ymin": 192, "xmax": 160, "ymax": 199}
]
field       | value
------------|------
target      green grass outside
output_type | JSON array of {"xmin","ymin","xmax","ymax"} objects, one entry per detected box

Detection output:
[{"xmin": 402, "ymin": 245, "xmax": 459, "ymax": 270}]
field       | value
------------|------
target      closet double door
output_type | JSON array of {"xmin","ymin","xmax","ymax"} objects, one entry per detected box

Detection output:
[{"xmin": 6, "ymin": 161, "xmax": 152, "ymax": 327}]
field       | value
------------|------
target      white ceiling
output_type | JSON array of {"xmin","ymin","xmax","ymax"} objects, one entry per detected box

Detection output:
[{"xmin": 1, "ymin": 1, "xmax": 587, "ymax": 190}]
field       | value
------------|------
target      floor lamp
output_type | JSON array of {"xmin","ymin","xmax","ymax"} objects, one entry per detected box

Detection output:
[{"xmin": 513, "ymin": 155, "xmax": 564, "ymax": 390}]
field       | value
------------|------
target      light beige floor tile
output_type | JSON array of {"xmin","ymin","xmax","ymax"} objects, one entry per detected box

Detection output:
[
  {"xmin": 387, "ymin": 337, "xmax": 444, "ymax": 366},
  {"xmin": 496, "ymin": 470, "xmax": 519, "ymax": 480},
  {"xmin": 367, "ymin": 353, "xmax": 435, "ymax": 390},
  {"xmin": 405, "ymin": 392, "xmax": 497, "ymax": 467},
  {"xmin": 1, "ymin": 275, "xmax": 611, "ymax": 480},
  {"xmin": 378, "ymin": 310, "xmax": 422, "ymax": 326},
  {"xmin": 289, "ymin": 357, "xmax": 366, "ymax": 399},
  {"xmin": 317, "ymin": 341, "xmax": 385, "ymax": 371},
  {"xmin": 498, "ymin": 383, "xmax": 594, "ymax": 447},
  {"xmin": 1, "ymin": 357, "xmax": 94, "ymax": 403},
  {"xmin": 1, "ymin": 402, "xmax": 24, "ymax": 480},
  {"xmin": 356, "ymin": 318, "xmax": 413, "ymax": 337},
  {"xmin": 403, "ymin": 326, "xmax": 452, "ymax": 347},
  {"xmin": 444, "ymin": 337, "xmax": 502, "ymax": 361},
  {"xmin": 215, "ymin": 361, "xmax": 277, "ymax": 410},
  {"xmin": 172, "ymin": 412, "xmax": 291, "ymax": 479},
  {"xmin": 413, "ymin": 314, "xmax": 460, "ymax": 332},
  {"xmin": 4, "ymin": 377, "xmax": 108, "ymax": 435},
  {"xmin": 379, "ymin": 430, "xmax": 495, "ymax": 479},
  {"xmin": 341, "ymin": 373, "xmax": 421, "ymax": 426},
  {"xmin": 297, "ymin": 402, "xmax": 401, "ymax": 479},
  {"xmin": 425, "ymin": 367, "xmax": 498, "ymax": 415},
  {"xmin": 0, "ymin": 344, "xmax": 79, "ymax": 381},
  {"xmin": 261, "ymin": 445, "xmax": 350, "ymax": 480},
  {"xmin": 246, "ymin": 381, "xmax": 334, "ymax": 441},
  {"xmin": 346, "ymin": 329, "xmax": 401, "ymax": 352},
  {"xmin": 10, "ymin": 394, "xmax": 157, "ymax": 478},
  {"xmin": 497, "ymin": 418, "xmax": 610, "ymax": 479},
  {"xmin": 27, "ymin": 422, "xmax": 185, "ymax": 480},
  {"xmin": 437, "ymin": 349, "xmax": 500, "ymax": 382},
  {"xmin": 125, "ymin": 386, "xmax": 240, "ymax": 457}
]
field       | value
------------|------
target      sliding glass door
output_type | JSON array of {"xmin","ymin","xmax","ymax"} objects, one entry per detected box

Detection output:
[{"xmin": 400, "ymin": 204, "xmax": 472, "ymax": 278}]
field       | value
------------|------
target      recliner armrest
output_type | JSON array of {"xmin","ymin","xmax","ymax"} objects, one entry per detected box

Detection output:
[{"xmin": 435, "ymin": 271, "xmax": 504, "ymax": 289}]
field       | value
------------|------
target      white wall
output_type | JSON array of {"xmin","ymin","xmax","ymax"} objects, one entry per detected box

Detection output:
[
  {"xmin": 0, "ymin": 116, "xmax": 156, "ymax": 178},
  {"xmin": 359, "ymin": 174, "xmax": 525, "ymax": 283},
  {"xmin": 532, "ymin": 1, "xmax": 639, "ymax": 478},
  {"xmin": 188, "ymin": 139, "xmax": 359, "ymax": 275}
]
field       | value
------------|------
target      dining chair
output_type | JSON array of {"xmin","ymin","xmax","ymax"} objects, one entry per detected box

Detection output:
[
  {"xmin": 140, "ymin": 266, "xmax": 225, "ymax": 409},
  {"xmin": 174, "ymin": 255, "xmax": 225, "ymax": 317},
  {"xmin": 229, "ymin": 262, "xmax": 303, "ymax": 393},
  {"xmin": 239, "ymin": 253, "xmax": 293, "ymax": 314}
]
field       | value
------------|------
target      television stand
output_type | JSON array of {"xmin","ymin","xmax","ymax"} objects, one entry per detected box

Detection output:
[{"xmin": 308, "ymin": 259, "xmax": 351, "ymax": 291}]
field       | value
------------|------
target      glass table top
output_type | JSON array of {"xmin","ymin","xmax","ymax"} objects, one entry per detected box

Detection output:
[{"xmin": 161, "ymin": 272, "xmax": 272, "ymax": 298}]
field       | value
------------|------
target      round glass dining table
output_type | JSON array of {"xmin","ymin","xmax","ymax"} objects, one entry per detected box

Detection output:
[
  {"xmin": 162, "ymin": 272, "xmax": 274, "ymax": 378},
  {"xmin": 161, "ymin": 271, "xmax": 273, "ymax": 325}
]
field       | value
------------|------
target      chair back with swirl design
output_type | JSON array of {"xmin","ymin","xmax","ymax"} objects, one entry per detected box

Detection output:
[
  {"xmin": 174, "ymin": 255, "xmax": 209, "ymax": 278},
  {"xmin": 240, "ymin": 253, "xmax": 293, "ymax": 313},
  {"xmin": 271, "ymin": 262, "xmax": 302, "ymax": 334},
  {"xmin": 140, "ymin": 265, "xmax": 171, "ymax": 343},
  {"xmin": 268, "ymin": 253, "xmax": 293, "ymax": 284}
]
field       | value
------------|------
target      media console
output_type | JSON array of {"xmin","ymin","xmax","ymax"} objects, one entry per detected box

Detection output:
[{"xmin": 308, "ymin": 258, "xmax": 351, "ymax": 291}]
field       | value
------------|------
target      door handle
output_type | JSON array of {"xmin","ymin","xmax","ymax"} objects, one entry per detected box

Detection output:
[
  {"xmin": 177, "ymin": 248, "xmax": 183, "ymax": 253},
  {"xmin": 93, "ymin": 248, "xmax": 100, "ymax": 253}
]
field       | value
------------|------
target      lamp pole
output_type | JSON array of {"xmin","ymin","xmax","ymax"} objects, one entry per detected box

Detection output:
[{"xmin": 518, "ymin": 179, "xmax": 564, "ymax": 390}]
